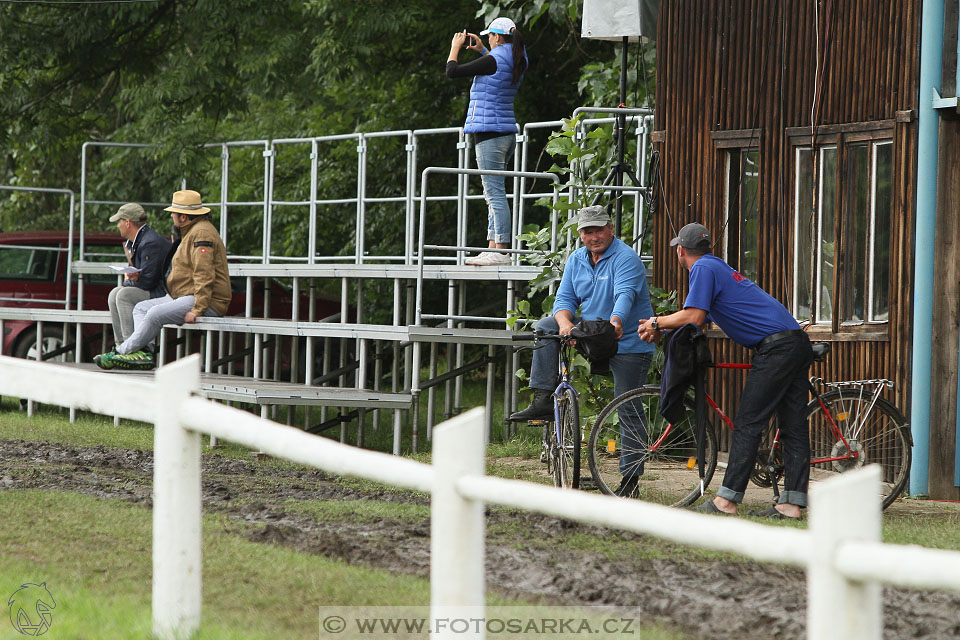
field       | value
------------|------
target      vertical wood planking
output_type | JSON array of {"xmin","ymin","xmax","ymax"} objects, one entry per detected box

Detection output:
[{"xmin": 653, "ymin": 0, "xmax": 921, "ymax": 448}]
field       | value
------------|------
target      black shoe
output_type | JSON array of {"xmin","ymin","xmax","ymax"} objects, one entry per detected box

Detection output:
[
  {"xmin": 688, "ymin": 499, "xmax": 732, "ymax": 515},
  {"xmin": 747, "ymin": 504, "xmax": 801, "ymax": 520},
  {"xmin": 508, "ymin": 389, "xmax": 553, "ymax": 422},
  {"xmin": 614, "ymin": 475, "xmax": 640, "ymax": 498}
]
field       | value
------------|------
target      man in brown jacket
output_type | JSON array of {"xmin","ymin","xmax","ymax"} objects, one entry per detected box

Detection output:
[{"xmin": 95, "ymin": 190, "xmax": 231, "ymax": 370}]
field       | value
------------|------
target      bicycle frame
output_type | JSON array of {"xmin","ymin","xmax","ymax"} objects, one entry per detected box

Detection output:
[
  {"xmin": 512, "ymin": 331, "xmax": 582, "ymax": 489},
  {"xmin": 552, "ymin": 341, "xmax": 579, "ymax": 447},
  {"xmin": 653, "ymin": 360, "xmax": 891, "ymax": 471}
]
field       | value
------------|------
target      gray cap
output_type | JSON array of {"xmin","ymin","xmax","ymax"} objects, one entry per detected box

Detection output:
[
  {"xmin": 669, "ymin": 223, "xmax": 712, "ymax": 251},
  {"xmin": 109, "ymin": 203, "xmax": 147, "ymax": 223},
  {"xmin": 576, "ymin": 205, "xmax": 611, "ymax": 230}
]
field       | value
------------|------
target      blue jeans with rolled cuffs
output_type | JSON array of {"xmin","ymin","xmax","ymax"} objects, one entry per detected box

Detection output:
[
  {"xmin": 716, "ymin": 333, "xmax": 815, "ymax": 507},
  {"xmin": 529, "ymin": 315, "xmax": 652, "ymax": 476},
  {"xmin": 474, "ymin": 134, "xmax": 516, "ymax": 245}
]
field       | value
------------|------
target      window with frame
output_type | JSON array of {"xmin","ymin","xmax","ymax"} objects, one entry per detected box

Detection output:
[
  {"xmin": 724, "ymin": 148, "xmax": 760, "ymax": 282},
  {"xmin": 712, "ymin": 130, "xmax": 762, "ymax": 283},
  {"xmin": 790, "ymin": 124, "xmax": 893, "ymax": 328}
]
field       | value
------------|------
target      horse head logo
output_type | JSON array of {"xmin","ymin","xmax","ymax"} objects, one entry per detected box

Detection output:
[{"xmin": 8, "ymin": 582, "xmax": 56, "ymax": 636}]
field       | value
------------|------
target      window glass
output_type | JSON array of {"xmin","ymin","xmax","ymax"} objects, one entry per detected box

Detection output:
[
  {"xmin": 817, "ymin": 147, "xmax": 837, "ymax": 323},
  {"xmin": 725, "ymin": 149, "xmax": 760, "ymax": 282},
  {"xmin": 793, "ymin": 135, "xmax": 893, "ymax": 329},
  {"xmin": 871, "ymin": 142, "xmax": 893, "ymax": 321},
  {"xmin": 795, "ymin": 148, "xmax": 813, "ymax": 320},
  {"xmin": 740, "ymin": 150, "xmax": 760, "ymax": 280},
  {"xmin": 844, "ymin": 144, "xmax": 870, "ymax": 323},
  {"xmin": 0, "ymin": 246, "xmax": 58, "ymax": 281}
]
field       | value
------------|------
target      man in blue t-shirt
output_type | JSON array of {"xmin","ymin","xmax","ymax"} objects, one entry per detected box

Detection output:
[
  {"xmin": 638, "ymin": 223, "xmax": 814, "ymax": 519},
  {"xmin": 511, "ymin": 205, "xmax": 656, "ymax": 497}
]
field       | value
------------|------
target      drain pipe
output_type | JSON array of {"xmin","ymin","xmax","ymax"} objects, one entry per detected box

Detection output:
[{"xmin": 911, "ymin": 0, "xmax": 945, "ymax": 497}]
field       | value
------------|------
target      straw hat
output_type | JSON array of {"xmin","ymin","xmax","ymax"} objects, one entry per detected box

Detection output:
[{"xmin": 164, "ymin": 190, "xmax": 211, "ymax": 216}]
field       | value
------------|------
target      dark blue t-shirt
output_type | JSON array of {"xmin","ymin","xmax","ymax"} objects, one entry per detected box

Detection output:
[{"xmin": 684, "ymin": 254, "xmax": 800, "ymax": 348}]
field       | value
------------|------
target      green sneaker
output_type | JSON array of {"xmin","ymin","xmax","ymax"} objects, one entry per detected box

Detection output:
[
  {"xmin": 93, "ymin": 349, "xmax": 117, "ymax": 370},
  {"xmin": 108, "ymin": 349, "xmax": 154, "ymax": 371}
]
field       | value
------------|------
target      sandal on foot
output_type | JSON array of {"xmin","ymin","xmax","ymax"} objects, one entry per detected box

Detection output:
[
  {"xmin": 747, "ymin": 505, "xmax": 800, "ymax": 520},
  {"xmin": 688, "ymin": 499, "xmax": 730, "ymax": 515}
]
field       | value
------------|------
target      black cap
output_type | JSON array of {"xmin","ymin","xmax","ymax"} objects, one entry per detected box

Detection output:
[{"xmin": 669, "ymin": 223, "xmax": 712, "ymax": 251}]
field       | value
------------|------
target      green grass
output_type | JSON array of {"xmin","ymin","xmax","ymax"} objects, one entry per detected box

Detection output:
[
  {"xmin": 881, "ymin": 505, "xmax": 960, "ymax": 549},
  {"xmin": 282, "ymin": 497, "xmax": 429, "ymax": 524},
  {"xmin": 0, "ymin": 490, "xmax": 430, "ymax": 639},
  {"xmin": 2, "ymin": 391, "xmax": 959, "ymax": 638},
  {"xmin": 0, "ymin": 490, "xmax": 688, "ymax": 640},
  {"xmin": 3, "ymin": 397, "xmax": 958, "ymax": 555}
]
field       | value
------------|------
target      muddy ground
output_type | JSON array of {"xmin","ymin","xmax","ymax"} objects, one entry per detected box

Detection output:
[{"xmin": 2, "ymin": 438, "xmax": 959, "ymax": 639}]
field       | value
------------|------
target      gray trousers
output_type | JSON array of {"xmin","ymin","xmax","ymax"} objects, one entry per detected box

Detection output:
[
  {"xmin": 108, "ymin": 285, "xmax": 151, "ymax": 345},
  {"xmin": 117, "ymin": 294, "xmax": 218, "ymax": 355}
]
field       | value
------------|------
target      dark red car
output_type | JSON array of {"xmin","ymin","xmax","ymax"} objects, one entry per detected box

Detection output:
[{"xmin": 0, "ymin": 231, "xmax": 340, "ymax": 362}]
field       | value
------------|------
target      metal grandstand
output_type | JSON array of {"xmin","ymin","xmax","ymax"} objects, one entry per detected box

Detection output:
[{"xmin": 0, "ymin": 107, "xmax": 654, "ymax": 453}]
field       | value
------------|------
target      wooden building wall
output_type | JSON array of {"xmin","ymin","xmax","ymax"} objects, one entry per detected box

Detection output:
[
  {"xmin": 931, "ymin": 119, "xmax": 960, "ymax": 499},
  {"xmin": 652, "ymin": 1, "xmax": 923, "ymax": 479}
]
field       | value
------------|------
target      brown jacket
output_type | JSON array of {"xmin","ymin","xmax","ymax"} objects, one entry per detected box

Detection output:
[{"xmin": 165, "ymin": 217, "xmax": 231, "ymax": 316}]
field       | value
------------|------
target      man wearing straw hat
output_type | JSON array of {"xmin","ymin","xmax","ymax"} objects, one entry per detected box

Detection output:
[{"xmin": 94, "ymin": 190, "xmax": 231, "ymax": 370}]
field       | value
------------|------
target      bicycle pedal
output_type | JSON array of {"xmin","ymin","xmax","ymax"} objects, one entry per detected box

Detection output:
[{"xmin": 527, "ymin": 419, "xmax": 549, "ymax": 425}]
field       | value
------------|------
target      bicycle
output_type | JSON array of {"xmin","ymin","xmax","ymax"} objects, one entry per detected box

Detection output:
[
  {"xmin": 512, "ymin": 331, "xmax": 581, "ymax": 489},
  {"xmin": 586, "ymin": 341, "xmax": 912, "ymax": 509}
]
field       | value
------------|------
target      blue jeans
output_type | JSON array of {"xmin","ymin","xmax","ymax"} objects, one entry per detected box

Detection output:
[
  {"xmin": 474, "ymin": 134, "xmax": 515, "ymax": 245},
  {"xmin": 529, "ymin": 316, "xmax": 652, "ymax": 475},
  {"xmin": 716, "ymin": 334, "xmax": 815, "ymax": 507}
]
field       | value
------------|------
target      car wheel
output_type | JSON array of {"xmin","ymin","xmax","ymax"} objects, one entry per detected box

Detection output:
[{"xmin": 13, "ymin": 324, "xmax": 69, "ymax": 363}]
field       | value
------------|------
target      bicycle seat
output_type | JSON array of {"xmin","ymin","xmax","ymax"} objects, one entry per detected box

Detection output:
[{"xmin": 811, "ymin": 342, "xmax": 830, "ymax": 362}]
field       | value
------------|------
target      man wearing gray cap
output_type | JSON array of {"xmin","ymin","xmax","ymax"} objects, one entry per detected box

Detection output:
[
  {"xmin": 106, "ymin": 203, "xmax": 172, "ymax": 346},
  {"xmin": 638, "ymin": 223, "xmax": 814, "ymax": 519},
  {"xmin": 510, "ymin": 205, "xmax": 656, "ymax": 497}
]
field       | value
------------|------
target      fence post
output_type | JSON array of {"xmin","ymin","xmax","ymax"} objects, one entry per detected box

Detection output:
[
  {"xmin": 152, "ymin": 355, "xmax": 203, "ymax": 639},
  {"xmin": 807, "ymin": 465, "xmax": 882, "ymax": 640},
  {"xmin": 431, "ymin": 407, "xmax": 486, "ymax": 639}
]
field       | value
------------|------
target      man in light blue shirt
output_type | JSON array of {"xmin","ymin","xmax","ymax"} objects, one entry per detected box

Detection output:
[{"xmin": 510, "ymin": 205, "xmax": 655, "ymax": 496}]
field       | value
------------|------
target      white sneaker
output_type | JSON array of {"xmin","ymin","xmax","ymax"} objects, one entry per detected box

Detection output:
[{"xmin": 464, "ymin": 251, "xmax": 511, "ymax": 266}]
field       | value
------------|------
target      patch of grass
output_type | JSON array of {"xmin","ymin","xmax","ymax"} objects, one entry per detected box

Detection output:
[
  {"xmin": 0, "ymin": 490, "xmax": 690, "ymax": 640},
  {"xmin": 487, "ymin": 425, "xmax": 542, "ymax": 460},
  {"xmin": 0, "ymin": 490, "xmax": 430, "ymax": 639},
  {"xmin": 0, "ymin": 398, "xmax": 155, "ymax": 451},
  {"xmin": 329, "ymin": 474, "xmax": 430, "ymax": 501},
  {"xmin": 0, "ymin": 398, "xmax": 266, "ymax": 462},
  {"xmin": 282, "ymin": 497, "xmax": 429, "ymax": 524},
  {"xmin": 881, "ymin": 506, "xmax": 960, "ymax": 550}
]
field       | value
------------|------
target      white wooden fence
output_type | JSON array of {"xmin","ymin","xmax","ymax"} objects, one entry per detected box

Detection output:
[{"xmin": 5, "ymin": 354, "xmax": 960, "ymax": 639}]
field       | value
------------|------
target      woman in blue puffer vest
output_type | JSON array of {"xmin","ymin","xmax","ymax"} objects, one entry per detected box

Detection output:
[{"xmin": 447, "ymin": 16, "xmax": 528, "ymax": 266}]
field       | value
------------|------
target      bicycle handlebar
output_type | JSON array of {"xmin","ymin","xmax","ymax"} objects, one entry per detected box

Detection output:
[{"xmin": 511, "ymin": 331, "xmax": 573, "ymax": 343}]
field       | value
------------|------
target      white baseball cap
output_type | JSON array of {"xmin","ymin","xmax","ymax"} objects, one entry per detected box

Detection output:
[{"xmin": 480, "ymin": 17, "xmax": 516, "ymax": 35}]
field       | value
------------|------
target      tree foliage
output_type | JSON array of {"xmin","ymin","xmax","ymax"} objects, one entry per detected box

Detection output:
[{"xmin": 0, "ymin": 0, "xmax": 652, "ymax": 248}]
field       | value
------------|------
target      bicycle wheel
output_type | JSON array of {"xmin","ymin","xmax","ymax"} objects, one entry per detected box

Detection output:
[
  {"xmin": 805, "ymin": 389, "xmax": 911, "ymax": 510},
  {"xmin": 587, "ymin": 386, "xmax": 718, "ymax": 507},
  {"xmin": 553, "ymin": 388, "xmax": 581, "ymax": 489}
]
